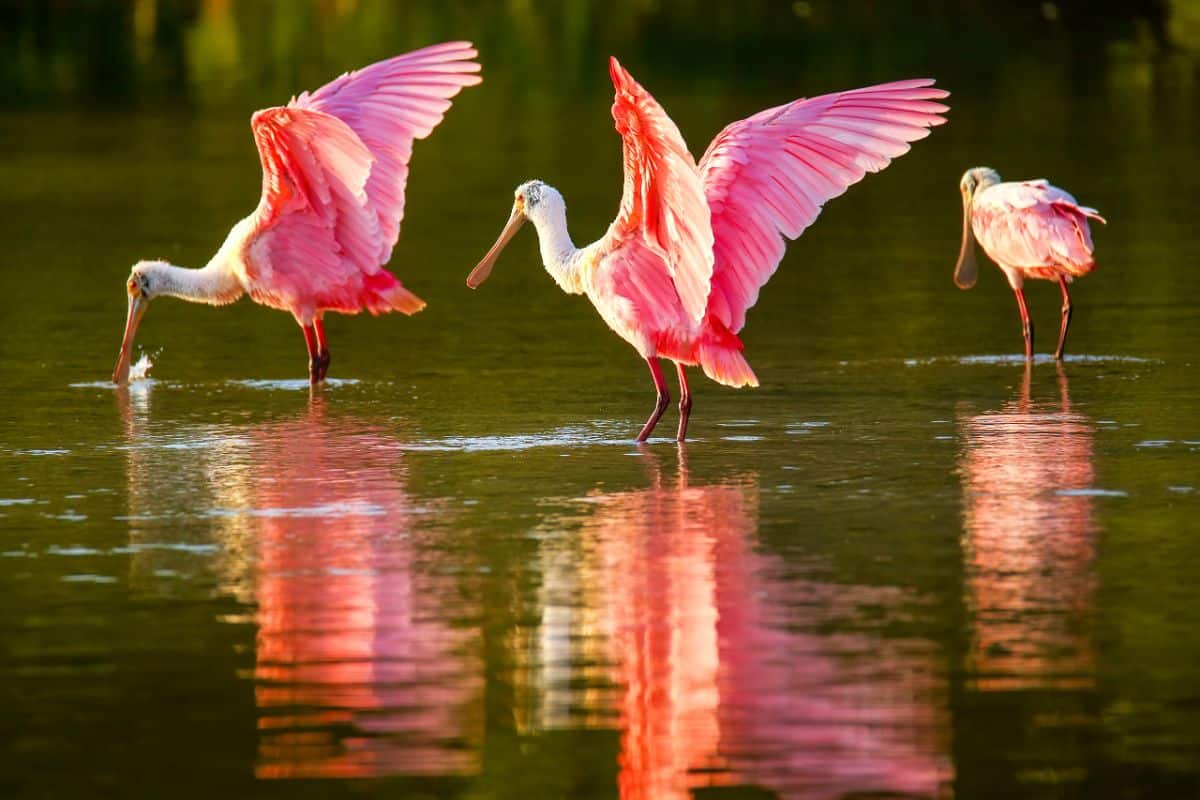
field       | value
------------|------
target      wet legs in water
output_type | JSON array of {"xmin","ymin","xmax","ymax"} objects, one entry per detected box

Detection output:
[
  {"xmin": 1013, "ymin": 287, "xmax": 1034, "ymax": 360},
  {"xmin": 1055, "ymin": 277, "xmax": 1072, "ymax": 361},
  {"xmin": 675, "ymin": 363, "xmax": 692, "ymax": 442},
  {"xmin": 301, "ymin": 323, "xmax": 331, "ymax": 384},
  {"xmin": 314, "ymin": 317, "xmax": 331, "ymax": 381},
  {"xmin": 636, "ymin": 358, "xmax": 670, "ymax": 442}
]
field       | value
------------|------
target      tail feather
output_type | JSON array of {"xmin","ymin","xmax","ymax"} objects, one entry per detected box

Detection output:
[
  {"xmin": 364, "ymin": 270, "xmax": 425, "ymax": 316},
  {"xmin": 381, "ymin": 283, "xmax": 426, "ymax": 315},
  {"xmin": 698, "ymin": 340, "xmax": 759, "ymax": 388}
]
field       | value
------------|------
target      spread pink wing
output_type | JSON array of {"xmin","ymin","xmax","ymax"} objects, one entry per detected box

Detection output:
[
  {"xmin": 601, "ymin": 57, "xmax": 714, "ymax": 325},
  {"xmin": 291, "ymin": 41, "xmax": 481, "ymax": 261},
  {"xmin": 972, "ymin": 180, "xmax": 1105, "ymax": 276},
  {"xmin": 699, "ymin": 79, "xmax": 949, "ymax": 332},
  {"xmin": 246, "ymin": 42, "xmax": 481, "ymax": 316}
]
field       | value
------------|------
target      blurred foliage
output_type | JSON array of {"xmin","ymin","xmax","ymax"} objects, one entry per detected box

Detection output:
[{"xmin": 0, "ymin": 0, "xmax": 1196, "ymax": 107}]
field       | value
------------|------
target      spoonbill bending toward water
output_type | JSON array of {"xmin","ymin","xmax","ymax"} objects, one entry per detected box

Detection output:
[
  {"xmin": 468, "ymin": 59, "xmax": 947, "ymax": 441},
  {"xmin": 113, "ymin": 42, "xmax": 482, "ymax": 384},
  {"xmin": 954, "ymin": 167, "xmax": 1105, "ymax": 360}
]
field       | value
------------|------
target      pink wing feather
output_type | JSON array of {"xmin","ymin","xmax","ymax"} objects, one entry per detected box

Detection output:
[
  {"xmin": 292, "ymin": 41, "xmax": 482, "ymax": 261},
  {"xmin": 601, "ymin": 57, "xmax": 714, "ymax": 326},
  {"xmin": 699, "ymin": 79, "xmax": 949, "ymax": 332},
  {"xmin": 246, "ymin": 42, "xmax": 481, "ymax": 317},
  {"xmin": 972, "ymin": 180, "xmax": 1105, "ymax": 277}
]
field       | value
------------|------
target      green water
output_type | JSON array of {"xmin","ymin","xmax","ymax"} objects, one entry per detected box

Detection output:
[{"xmin": 2, "ymin": 2, "xmax": 1199, "ymax": 798}]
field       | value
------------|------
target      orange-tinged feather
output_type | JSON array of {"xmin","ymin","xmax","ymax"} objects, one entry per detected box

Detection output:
[{"xmin": 244, "ymin": 42, "xmax": 481, "ymax": 320}]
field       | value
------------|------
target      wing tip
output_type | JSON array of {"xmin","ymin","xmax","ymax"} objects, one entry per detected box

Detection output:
[
  {"xmin": 609, "ymin": 56, "xmax": 637, "ymax": 93},
  {"xmin": 251, "ymin": 106, "xmax": 285, "ymax": 125},
  {"xmin": 855, "ymin": 77, "xmax": 949, "ymax": 97}
]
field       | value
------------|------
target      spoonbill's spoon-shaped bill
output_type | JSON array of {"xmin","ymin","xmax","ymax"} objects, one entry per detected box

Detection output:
[
  {"xmin": 954, "ymin": 181, "xmax": 979, "ymax": 290},
  {"xmin": 114, "ymin": 290, "xmax": 149, "ymax": 384},
  {"xmin": 467, "ymin": 200, "xmax": 527, "ymax": 288},
  {"xmin": 954, "ymin": 167, "xmax": 1105, "ymax": 360},
  {"xmin": 469, "ymin": 57, "xmax": 948, "ymax": 441},
  {"xmin": 113, "ymin": 41, "xmax": 482, "ymax": 384}
]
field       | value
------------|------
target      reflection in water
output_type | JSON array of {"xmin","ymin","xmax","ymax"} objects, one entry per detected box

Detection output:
[
  {"xmin": 958, "ymin": 365, "xmax": 1096, "ymax": 691},
  {"xmin": 119, "ymin": 388, "xmax": 482, "ymax": 779},
  {"xmin": 531, "ymin": 450, "xmax": 952, "ymax": 799}
]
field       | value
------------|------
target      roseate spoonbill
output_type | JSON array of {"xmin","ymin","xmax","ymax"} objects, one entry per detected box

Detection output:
[
  {"xmin": 954, "ymin": 167, "xmax": 1106, "ymax": 360},
  {"xmin": 467, "ymin": 58, "xmax": 947, "ymax": 441},
  {"xmin": 113, "ymin": 42, "xmax": 482, "ymax": 385}
]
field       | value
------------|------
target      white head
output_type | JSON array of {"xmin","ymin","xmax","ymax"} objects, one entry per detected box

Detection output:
[
  {"xmin": 954, "ymin": 167, "xmax": 1002, "ymax": 290},
  {"xmin": 959, "ymin": 167, "xmax": 1001, "ymax": 198},
  {"xmin": 514, "ymin": 180, "xmax": 565, "ymax": 228},
  {"xmin": 113, "ymin": 259, "xmax": 170, "ymax": 384},
  {"xmin": 466, "ymin": 180, "xmax": 564, "ymax": 288}
]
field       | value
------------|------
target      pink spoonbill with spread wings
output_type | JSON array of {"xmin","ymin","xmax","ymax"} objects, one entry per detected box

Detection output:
[
  {"xmin": 954, "ymin": 167, "xmax": 1105, "ymax": 360},
  {"xmin": 113, "ymin": 42, "xmax": 482, "ymax": 385},
  {"xmin": 467, "ymin": 58, "xmax": 948, "ymax": 441}
]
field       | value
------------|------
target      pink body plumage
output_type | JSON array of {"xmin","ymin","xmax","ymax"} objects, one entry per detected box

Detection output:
[{"xmin": 970, "ymin": 179, "xmax": 1105, "ymax": 289}]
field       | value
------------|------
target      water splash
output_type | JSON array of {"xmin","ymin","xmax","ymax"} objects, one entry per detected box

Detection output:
[
  {"xmin": 127, "ymin": 353, "xmax": 154, "ymax": 382},
  {"xmin": 70, "ymin": 351, "xmax": 156, "ymax": 389}
]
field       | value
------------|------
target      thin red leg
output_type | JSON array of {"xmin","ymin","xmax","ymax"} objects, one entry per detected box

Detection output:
[
  {"xmin": 675, "ymin": 362, "xmax": 692, "ymax": 442},
  {"xmin": 1054, "ymin": 277, "xmax": 1072, "ymax": 361},
  {"xmin": 313, "ymin": 317, "xmax": 331, "ymax": 381},
  {"xmin": 1013, "ymin": 288, "xmax": 1034, "ymax": 360},
  {"xmin": 301, "ymin": 324, "xmax": 321, "ymax": 384},
  {"xmin": 635, "ymin": 358, "xmax": 670, "ymax": 442}
]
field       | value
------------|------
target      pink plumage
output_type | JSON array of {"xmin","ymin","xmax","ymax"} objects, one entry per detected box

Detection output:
[
  {"xmin": 599, "ymin": 63, "xmax": 949, "ymax": 394},
  {"xmin": 466, "ymin": 58, "xmax": 947, "ymax": 441},
  {"xmin": 954, "ymin": 167, "xmax": 1105, "ymax": 360},
  {"xmin": 606, "ymin": 58, "xmax": 715, "ymax": 326},
  {"xmin": 113, "ymin": 42, "xmax": 481, "ymax": 385},
  {"xmin": 700, "ymin": 79, "xmax": 951, "ymax": 335},
  {"xmin": 970, "ymin": 180, "xmax": 1105, "ymax": 284},
  {"xmin": 248, "ymin": 42, "xmax": 483, "ymax": 320}
]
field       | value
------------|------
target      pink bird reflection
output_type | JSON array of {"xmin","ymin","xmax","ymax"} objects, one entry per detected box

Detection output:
[
  {"xmin": 244, "ymin": 410, "xmax": 479, "ymax": 779},
  {"xmin": 214, "ymin": 403, "xmax": 481, "ymax": 780},
  {"xmin": 532, "ymin": 452, "xmax": 952, "ymax": 800},
  {"xmin": 117, "ymin": 389, "xmax": 480, "ymax": 780},
  {"xmin": 958, "ymin": 365, "xmax": 1097, "ymax": 691}
]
